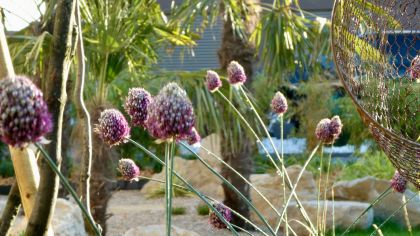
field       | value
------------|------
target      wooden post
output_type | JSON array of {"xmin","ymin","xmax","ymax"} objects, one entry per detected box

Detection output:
[{"xmin": 0, "ymin": 17, "xmax": 54, "ymax": 236}]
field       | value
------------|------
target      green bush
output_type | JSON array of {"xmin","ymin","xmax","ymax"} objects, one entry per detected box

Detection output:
[
  {"xmin": 338, "ymin": 151, "xmax": 395, "ymax": 181},
  {"xmin": 196, "ymin": 204, "xmax": 210, "ymax": 216},
  {"xmin": 171, "ymin": 206, "xmax": 186, "ymax": 215}
]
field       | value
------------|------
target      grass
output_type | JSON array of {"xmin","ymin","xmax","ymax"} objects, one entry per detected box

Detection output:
[
  {"xmin": 196, "ymin": 203, "xmax": 210, "ymax": 215},
  {"xmin": 332, "ymin": 221, "xmax": 420, "ymax": 236},
  {"xmin": 171, "ymin": 206, "xmax": 186, "ymax": 215}
]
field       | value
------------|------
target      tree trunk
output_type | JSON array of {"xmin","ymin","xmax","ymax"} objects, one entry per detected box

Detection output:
[
  {"xmin": 0, "ymin": 182, "xmax": 21, "ymax": 235},
  {"xmin": 26, "ymin": 0, "xmax": 76, "ymax": 235},
  {"xmin": 217, "ymin": 2, "xmax": 259, "ymax": 228}
]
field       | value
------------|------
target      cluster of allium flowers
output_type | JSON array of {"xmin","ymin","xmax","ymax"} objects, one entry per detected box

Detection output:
[
  {"xmin": 206, "ymin": 70, "xmax": 222, "ymax": 92},
  {"xmin": 408, "ymin": 55, "xmax": 420, "ymax": 80},
  {"xmin": 145, "ymin": 82, "xmax": 195, "ymax": 141},
  {"xmin": 390, "ymin": 170, "xmax": 407, "ymax": 193},
  {"xmin": 185, "ymin": 127, "xmax": 201, "ymax": 145},
  {"xmin": 271, "ymin": 91, "xmax": 288, "ymax": 115},
  {"xmin": 117, "ymin": 158, "xmax": 140, "ymax": 182},
  {"xmin": 124, "ymin": 88, "xmax": 152, "ymax": 128},
  {"xmin": 227, "ymin": 61, "xmax": 247, "ymax": 85},
  {"xmin": 209, "ymin": 203, "xmax": 232, "ymax": 229},
  {"xmin": 95, "ymin": 109, "xmax": 130, "ymax": 146},
  {"xmin": 0, "ymin": 76, "xmax": 52, "ymax": 147},
  {"xmin": 315, "ymin": 115, "xmax": 343, "ymax": 144}
]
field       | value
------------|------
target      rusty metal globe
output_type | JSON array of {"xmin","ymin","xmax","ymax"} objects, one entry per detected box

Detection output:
[{"xmin": 331, "ymin": 0, "xmax": 420, "ymax": 188}]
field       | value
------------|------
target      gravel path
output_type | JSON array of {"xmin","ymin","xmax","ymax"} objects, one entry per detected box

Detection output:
[{"xmin": 106, "ymin": 190, "xmax": 265, "ymax": 236}]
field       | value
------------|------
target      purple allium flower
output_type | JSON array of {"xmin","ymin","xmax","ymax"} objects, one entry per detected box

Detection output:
[
  {"xmin": 0, "ymin": 76, "xmax": 52, "ymax": 147},
  {"xmin": 145, "ymin": 82, "xmax": 195, "ymax": 141},
  {"xmin": 390, "ymin": 170, "xmax": 407, "ymax": 193},
  {"xmin": 186, "ymin": 127, "xmax": 201, "ymax": 145},
  {"xmin": 118, "ymin": 158, "xmax": 140, "ymax": 182},
  {"xmin": 206, "ymin": 70, "xmax": 222, "ymax": 92},
  {"xmin": 209, "ymin": 203, "xmax": 232, "ymax": 229},
  {"xmin": 315, "ymin": 116, "xmax": 343, "ymax": 144},
  {"xmin": 124, "ymin": 88, "xmax": 152, "ymax": 128},
  {"xmin": 95, "ymin": 109, "xmax": 130, "ymax": 146},
  {"xmin": 227, "ymin": 61, "xmax": 247, "ymax": 85},
  {"xmin": 408, "ymin": 55, "xmax": 420, "ymax": 80},
  {"xmin": 271, "ymin": 91, "xmax": 288, "ymax": 115}
]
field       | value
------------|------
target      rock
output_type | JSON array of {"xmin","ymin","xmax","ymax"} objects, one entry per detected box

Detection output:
[
  {"xmin": 0, "ymin": 197, "xmax": 87, "ymax": 236},
  {"xmin": 286, "ymin": 200, "xmax": 373, "ymax": 235},
  {"xmin": 124, "ymin": 225, "xmax": 200, "ymax": 236},
  {"xmin": 332, "ymin": 176, "xmax": 420, "ymax": 227},
  {"xmin": 141, "ymin": 134, "xmax": 224, "ymax": 199},
  {"xmin": 250, "ymin": 165, "xmax": 318, "ymax": 226}
]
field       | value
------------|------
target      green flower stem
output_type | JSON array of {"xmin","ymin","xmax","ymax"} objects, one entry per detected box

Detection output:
[
  {"xmin": 317, "ymin": 145, "xmax": 324, "ymax": 233},
  {"xmin": 136, "ymin": 175, "xmax": 270, "ymax": 236},
  {"xmin": 164, "ymin": 142, "xmax": 175, "ymax": 236},
  {"xmin": 341, "ymin": 186, "xmax": 392, "ymax": 236},
  {"xmin": 199, "ymin": 145, "xmax": 281, "ymax": 217},
  {"xmin": 35, "ymin": 143, "xmax": 101, "ymax": 236},
  {"xmin": 280, "ymin": 115, "xmax": 289, "ymax": 236},
  {"xmin": 322, "ymin": 144, "xmax": 334, "ymax": 234},
  {"xmin": 127, "ymin": 138, "xmax": 240, "ymax": 236},
  {"xmin": 274, "ymin": 143, "xmax": 320, "ymax": 233},
  {"xmin": 369, "ymin": 192, "xmax": 418, "ymax": 236},
  {"xmin": 237, "ymin": 86, "xmax": 316, "ymax": 234},
  {"xmin": 180, "ymin": 142, "xmax": 277, "ymax": 235}
]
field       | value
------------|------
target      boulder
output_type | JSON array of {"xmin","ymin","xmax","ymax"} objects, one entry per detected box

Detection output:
[
  {"xmin": 332, "ymin": 176, "xmax": 420, "ymax": 227},
  {"xmin": 124, "ymin": 225, "xmax": 200, "ymax": 236},
  {"xmin": 250, "ymin": 165, "xmax": 318, "ymax": 226},
  {"xmin": 141, "ymin": 134, "xmax": 224, "ymax": 199},
  {"xmin": 0, "ymin": 198, "xmax": 87, "ymax": 236},
  {"xmin": 286, "ymin": 200, "xmax": 373, "ymax": 235}
]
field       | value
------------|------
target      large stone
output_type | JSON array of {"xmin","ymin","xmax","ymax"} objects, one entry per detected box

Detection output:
[
  {"xmin": 286, "ymin": 200, "xmax": 373, "ymax": 235},
  {"xmin": 0, "ymin": 197, "xmax": 87, "ymax": 236},
  {"xmin": 141, "ymin": 134, "xmax": 224, "ymax": 199},
  {"xmin": 332, "ymin": 176, "xmax": 420, "ymax": 227},
  {"xmin": 124, "ymin": 225, "xmax": 200, "ymax": 236},
  {"xmin": 250, "ymin": 165, "xmax": 318, "ymax": 226}
]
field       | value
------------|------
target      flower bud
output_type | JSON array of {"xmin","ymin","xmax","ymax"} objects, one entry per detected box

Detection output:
[{"xmin": 0, "ymin": 76, "xmax": 52, "ymax": 147}]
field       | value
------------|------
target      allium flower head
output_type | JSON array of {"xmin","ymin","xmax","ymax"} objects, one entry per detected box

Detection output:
[
  {"xmin": 124, "ymin": 88, "xmax": 152, "ymax": 128},
  {"xmin": 118, "ymin": 158, "xmax": 140, "ymax": 182},
  {"xmin": 145, "ymin": 82, "xmax": 195, "ymax": 141},
  {"xmin": 0, "ymin": 76, "xmax": 52, "ymax": 147},
  {"xmin": 95, "ymin": 109, "xmax": 130, "ymax": 146},
  {"xmin": 227, "ymin": 61, "xmax": 247, "ymax": 85},
  {"xmin": 186, "ymin": 127, "xmax": 201, "ymax": 145},
  {"xmin": 209, "ymin": 203, "xmax": 232, "ymax": 229},
  {"xmin": 315, "ymin": 116, "xmax": 343, "ymax": 144},
  {"xmin": 206, "ymin": 70, "xmax": 222, "ymax": 92},
  {"xmin": 408, "ymin": 55, "xmax": 420, "ymax": 80},
  {"xmin": 271, "ymin": 91, "xmax": 288, "ymax": 115},
  {"xmin": 390, "ymin": 170, "xmax": 407, "ymax": 193}
]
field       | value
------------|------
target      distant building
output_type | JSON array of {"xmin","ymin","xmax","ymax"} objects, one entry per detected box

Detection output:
[{"xmin": 157, "ymin": 0, "xmax": 334, "ymax": 71}]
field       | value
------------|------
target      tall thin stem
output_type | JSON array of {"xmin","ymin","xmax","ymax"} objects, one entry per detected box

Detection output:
[
  {"xmin": 280, "ymin": 115, "xmax": 289, "ymax": 236},
  {"xmin": 237, "ymin": 86, "xmax": 316, "ymax": 233},
  {"xmin": 369, "ymin": 192, "xmax": 418, "ymax": 236},
  {"xmin": 35, "ymin": 143, "xmax": 101, "ymax": 236},
  {"xmin": 322, "ymin": 144, "xmax": 333, "ymax": 234},
  {"xmin": 317, "ymin": 145, "xmax": 324, "ymax": 234},
  {"xmin": 74, "ymin": 0, "xmax": 95, "ymax": 232},
  {"xmin": 165, "ymin": 141, "xmax": 175, "ymax": 236},
  {"xmin": 127, "ymin": 138, "xmax": 240, "ymax": 235},
  {"xmin": 341, "ymin": 186, "xmax": 392, "ymax": 235},
  {"xmin": 180, "ymin": 142, "xmax": 277, "ymax": 235}
]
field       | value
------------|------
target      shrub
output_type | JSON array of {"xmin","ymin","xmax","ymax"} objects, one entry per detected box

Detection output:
[
  {"xmin": 171, "ymin": 206, "xmax": 186, "ymax": 215},
  {"xmin": 196, "ymin": 204, "xmax": 210, "ymax": 216}
]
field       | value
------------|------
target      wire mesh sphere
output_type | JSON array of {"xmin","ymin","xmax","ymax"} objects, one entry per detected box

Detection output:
[{"xmin": 331, "ymin": 0, "xmax": 420, "ymax": 188}]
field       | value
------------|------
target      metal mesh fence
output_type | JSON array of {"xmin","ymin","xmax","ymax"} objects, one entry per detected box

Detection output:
[{"xmin": 331, "ymin": 0, "xmax": 419, "ymax": 188}]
